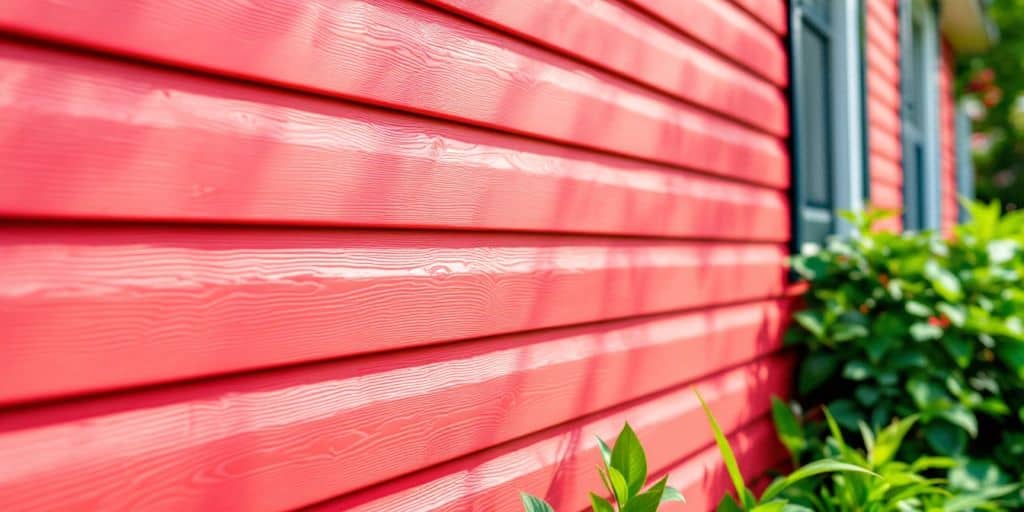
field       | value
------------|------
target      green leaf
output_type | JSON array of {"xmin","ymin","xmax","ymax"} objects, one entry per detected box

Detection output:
[
  {"xmin": 940, "ymin": 335, "xmax": 973, "ymax": 368},
  {"xmin": 833, "ymin": 323, "xmax": 869, "ymax": 341},
  {"xmin": 987, "ymin": 239, "xmax": 1018, "ymax": 264},
  {"xmin": 770, "ymin": 397, "xmax": 806, "ymax": 457},
  {"xmin": 870, "ymin": 415, "xmax": 918, "ymax": 466},
  {"xmin": 716, "ymin": 494, "xmax": 744, "ymax": 512},
  {"xmin": 909, "ymin": 456, "xmax": 958, "ymax": 472},
  {"xmin": 854, "ymin": 386, "xmax": 881, "ymax": 407},
  {"xmin": 793, "ymin": 310, "xmax": 826, "ymax": 340},
  {"xmin": 841, "ymin": 360, "xmax": 872, "ymax": 381},
  {"xmin": 923, "ymin": 420, "xmax": 967, "ymax": 455},
  {"xmin": 906, "ymin": 301, "xmax": 934, "ymax": 317},
  {"xmin": 596, "ymin": 436, "xmax": 612, "ymax": 468},
  {"xmin": 936, "ymin": 302, "xmax": 967, "ymax": 327},
  {"xmin": 798, "ymin": 352, "xmax": 839, "ymax": 394},
  {"xmin": 589, "ymin": 493, "xmax": 614, "ymax": 512},
  {"xmin": 943, "ymin": 484, "xmax": 1021, "ymax": 511},
  {"xmin": 779, "ymin": 505, "xmax": 815, "ymax": 512},
  {"xmin": 827, "ymin": 399, "xmax": 860, "ymax": 430},
  {"xmin": 659, "ymin": 486, "xmax": 685, "ymax": 504},
  {"xmin": 611, "ymin": 423, "xmax": 647, "ymax": 498},
  {"xmin": 995, "ymin": 342, "xmax": 1024, "ymax": 380},
  {"xmin": 607, "ymin": 467, "xmax": 630, "ymax": 506},
  {"xmin": 939, "ymin": 406, "xmax": 978, "ymax": 437},
  {"xmin": 749, "ymin": 502, "xmax": 786, "ymax": 512},
  {"xmin": 909, "ymin": 322, "xmax": 943, "ymax": 341},
  {"xmin": 520, "ymin": 493, "xmax": 556, "ymax": 512},
  {"xmin": 907, "ymin": 378, "xmax": 953, "ymax": 413},
  {"xmin": 696, "ymin": 389, "xmax": 747, "ymax": 501},
  {"xmin": 949, "ymin": 459, "xmax": 1011, "ymax": 492},
  {"xmin": 622, "ymin": 479, "xmax": 665, "ymax": 512},
  {"xmin": 924, "ymin": 259, "xmax": 963, "ymax": 302},
  {"xmin": 761, "ymin": 459, "xmax": 878, "ymax": 502}
]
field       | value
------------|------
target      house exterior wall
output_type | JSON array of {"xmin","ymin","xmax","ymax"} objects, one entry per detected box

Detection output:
[
  {"xmin": 0, "ymin": 1, "xmax": 792, "ymax": 510},
  {"xmin": 866, "ymin": 0, "xmax": 905, "ymax": 231},
  {"xmin": 940, "ymin": 41, "xmax": 959, "ymax": 234}
]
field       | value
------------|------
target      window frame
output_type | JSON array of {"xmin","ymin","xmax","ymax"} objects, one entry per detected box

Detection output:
[
  {"xmin": 899, "ymin": 0, "xmax": 943, "ymax": 230},
  {"xmin": 789, "ymin": 0, "xmax": 868, "ymax": 250}
]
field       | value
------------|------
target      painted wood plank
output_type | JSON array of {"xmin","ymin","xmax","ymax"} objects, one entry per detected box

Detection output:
[
  {"xmin": 0, "ymin": 40, "xmax": 789, "ymax": 240},
  {"xmin": 867, "ymin": 47, "xmax": 900, "ymax": 87},
  {"xmin": 867, "ymin": 0, "xmax": 899, "ymax": 34},
  {"xmin": 872, "ymin": 182, "xmax": 903, "ymax": 210},
  {"xmin": 870, "ymin": 155, "xmax": 903, "ymax": 187},
  {"xmin": 868, "ymin": 68, "xmax": 901, "ymax": 110},
  {"xmin": 422, "ymin": 0, "xmax": 788, "ymax": 135},
  {"xmin": 0, "ymin": 312, "xmax": 789, "ymax": 511},
  {"xmin": 0, "ymin": 225, "xmax": 788, "ymax": 404},
  {"xmin": 0, "ymin": 1, "xmax": 789, "ymax": 188},
  {"xmin": 307, "ymin": 361, "xmax": 790, "ymax": 511},
  {"xmin": 869, "ymin": 128, "xmax": 902, "ymax": 164},
  {"xmin": 623, "ymin": 0, "xmax": 787, "ymax": 86},
  {"xmin": 868, "ymin": 96, "xmax": 901, "ymax": 138},
  {"xmin": 729, "ymin": 0, "xmax": 788, "ymax": 36},
  {"xmin": 866, "ymin": 17, "xmax": 899, "ymax": 62}
]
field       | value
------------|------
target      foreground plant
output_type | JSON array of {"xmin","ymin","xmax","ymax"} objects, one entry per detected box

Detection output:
[
  {"xmin": 771, "ymin": 397, "xmax": 1017, "ymax": 511},
  {"xmin": 696, "ymin": 391, "xmax": 876, "ymax": 511},
  {"xmin": 520, "ymin": 423, "xmax": 685, "ymax": 511}
]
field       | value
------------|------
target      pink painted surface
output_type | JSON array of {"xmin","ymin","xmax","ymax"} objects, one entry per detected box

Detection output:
[{"xmin": 0, "ymin": 0, "xmax": 800, "ymax": 510}]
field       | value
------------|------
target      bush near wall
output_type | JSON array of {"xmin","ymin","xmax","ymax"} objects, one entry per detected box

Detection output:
[{"xmin": 787, "ymin": 201, "xmax": 1024, "ymax": 507}]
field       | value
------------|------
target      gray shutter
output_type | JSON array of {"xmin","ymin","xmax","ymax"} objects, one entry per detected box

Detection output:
[
  {"xmin": 791, "ymin": 0, "xmax": 836, "ymax": 248},
  {"xmin": 955, "ymin": 106, "xmax": 974, "ymax": 221}
]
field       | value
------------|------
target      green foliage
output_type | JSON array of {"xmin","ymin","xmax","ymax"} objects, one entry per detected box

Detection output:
[
  {"xmin": 769, "ymin": 400, "xmax": 1018, "ymax": 511},
  {"xmin": 787, "ymin": 201, "xmax": 1024, "ymax": 507},
  {"xmin": 697, "ymin": 391, "xmax": 875, "ymax": 511},
  {"xmin": 956, "ymin": 0, "xmax": 1024, "ymax": 210},
  {"xmin": 520, "ymin": 423, "xmax": 684, "ymax": 511}
]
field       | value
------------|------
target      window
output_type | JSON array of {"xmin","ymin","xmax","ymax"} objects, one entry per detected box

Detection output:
[
  {"xmin": 900, "ymin": 0, "xmax": 942, "ymax": 230},
  {"xmin": 955, "ymin": 105, "xmax": 974, "ymax": 221},
  {"xmin": 790, "ymin": 0, "xmax": 867, "ymax": 250}
]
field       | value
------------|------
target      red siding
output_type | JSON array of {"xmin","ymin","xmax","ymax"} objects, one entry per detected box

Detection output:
[
  {"xmin": 940, "ymin": 41, "xmax": 958, "ymax": 234},
  {"xmin": 0, "ymin": 1, "xmax": 791, "ymax": 511},
  {"xmin": 865, "ymin": 0, "xmax": 904, "ymax": 232}
]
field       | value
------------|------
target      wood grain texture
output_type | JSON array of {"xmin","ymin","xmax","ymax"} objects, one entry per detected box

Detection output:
[
  {"xmin": 422, "ymin": 0, "xmax": 787, "ymax": 135},
  {"xmin": 0, "ymin": 225, "xmax": 787, "ymax": 403},
  {"xmin": 0, "ymin": 40, "xmax": 789, "ymax": 240},
  {"xmin": 0, "ymin": 0, "xmax": 789, "ymax": 188},
  {"xmin": 308, "ymin": 360, "xmax": 791, "ymax": 511},
  {"xmin": 0, "ymin": 320, "xmax": 789, "ymax": 511},
  {"xmin": 623, "ymin": 0, "xmax": 787, "ymax": 86},
  {"xmin": 729, "ymin": 0, "xmax": 788, "ymax": 36}
]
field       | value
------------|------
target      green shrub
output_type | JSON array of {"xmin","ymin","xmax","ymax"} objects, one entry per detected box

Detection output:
[
  {"xmin": 520, "ymin": 423, "xmax": 685, "ymax": 512},
  {"xmin": 771, "ymin": 397, "xmax": 1017, "ymax": 510},
  {"xmin": 787, "ymin": 200, "xmax": 1024, "ymax": 502}
]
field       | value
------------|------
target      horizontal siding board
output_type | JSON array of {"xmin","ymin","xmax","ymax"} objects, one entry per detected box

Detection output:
[
  {"xmin": 309, "ymin": 361, "xmax": 790, "ymax": 511},
  {"xmin": 422, "ymin": 0, "xmax": 788, "ymax": 135},
  {"xmin": 0, "ymin": 226, "xmax": 787, "ymax": 403},
  {"xmin": 0, "ymin": 40, "xmax": 789, "ymax": 241},
  {"xmin": 869, "ymin": 129, "xmax": 902, "ymax": 164},
  {"xmin": 0, "ymin": 324, "xmax": 788, "ymax": 511},
  {"xmin": 729, "ymin": 0, "xmax": 787, "ymax": 36},
  {"xmin": 866, "ymin": 17, "xmax": 899, "ymax": 62},
  {"xmin": 623, "ymin": 0, "xmax": 787, "ymax": 86},
  {"xmin": 0, "ymin": 0, "xmax": 789, "ymax": 188},
  {"xmin": 868, "ymin": 97, "xmax": 901, "ymax": 137}
]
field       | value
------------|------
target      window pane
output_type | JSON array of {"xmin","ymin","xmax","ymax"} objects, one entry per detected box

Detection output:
[{"xmin": 799, "ymin": 30, "xmax": 833, "ymax": 209}]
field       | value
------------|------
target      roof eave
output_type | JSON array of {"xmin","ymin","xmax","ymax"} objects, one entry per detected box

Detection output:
[{"xmin": 939, "ymin": 0, "xmax": 999, "ymax": 54}]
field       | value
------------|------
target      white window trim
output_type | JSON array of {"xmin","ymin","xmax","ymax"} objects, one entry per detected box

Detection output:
[{"xmin": 830, "ymin": 0, "xmax": 866, "ymax": 235}]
